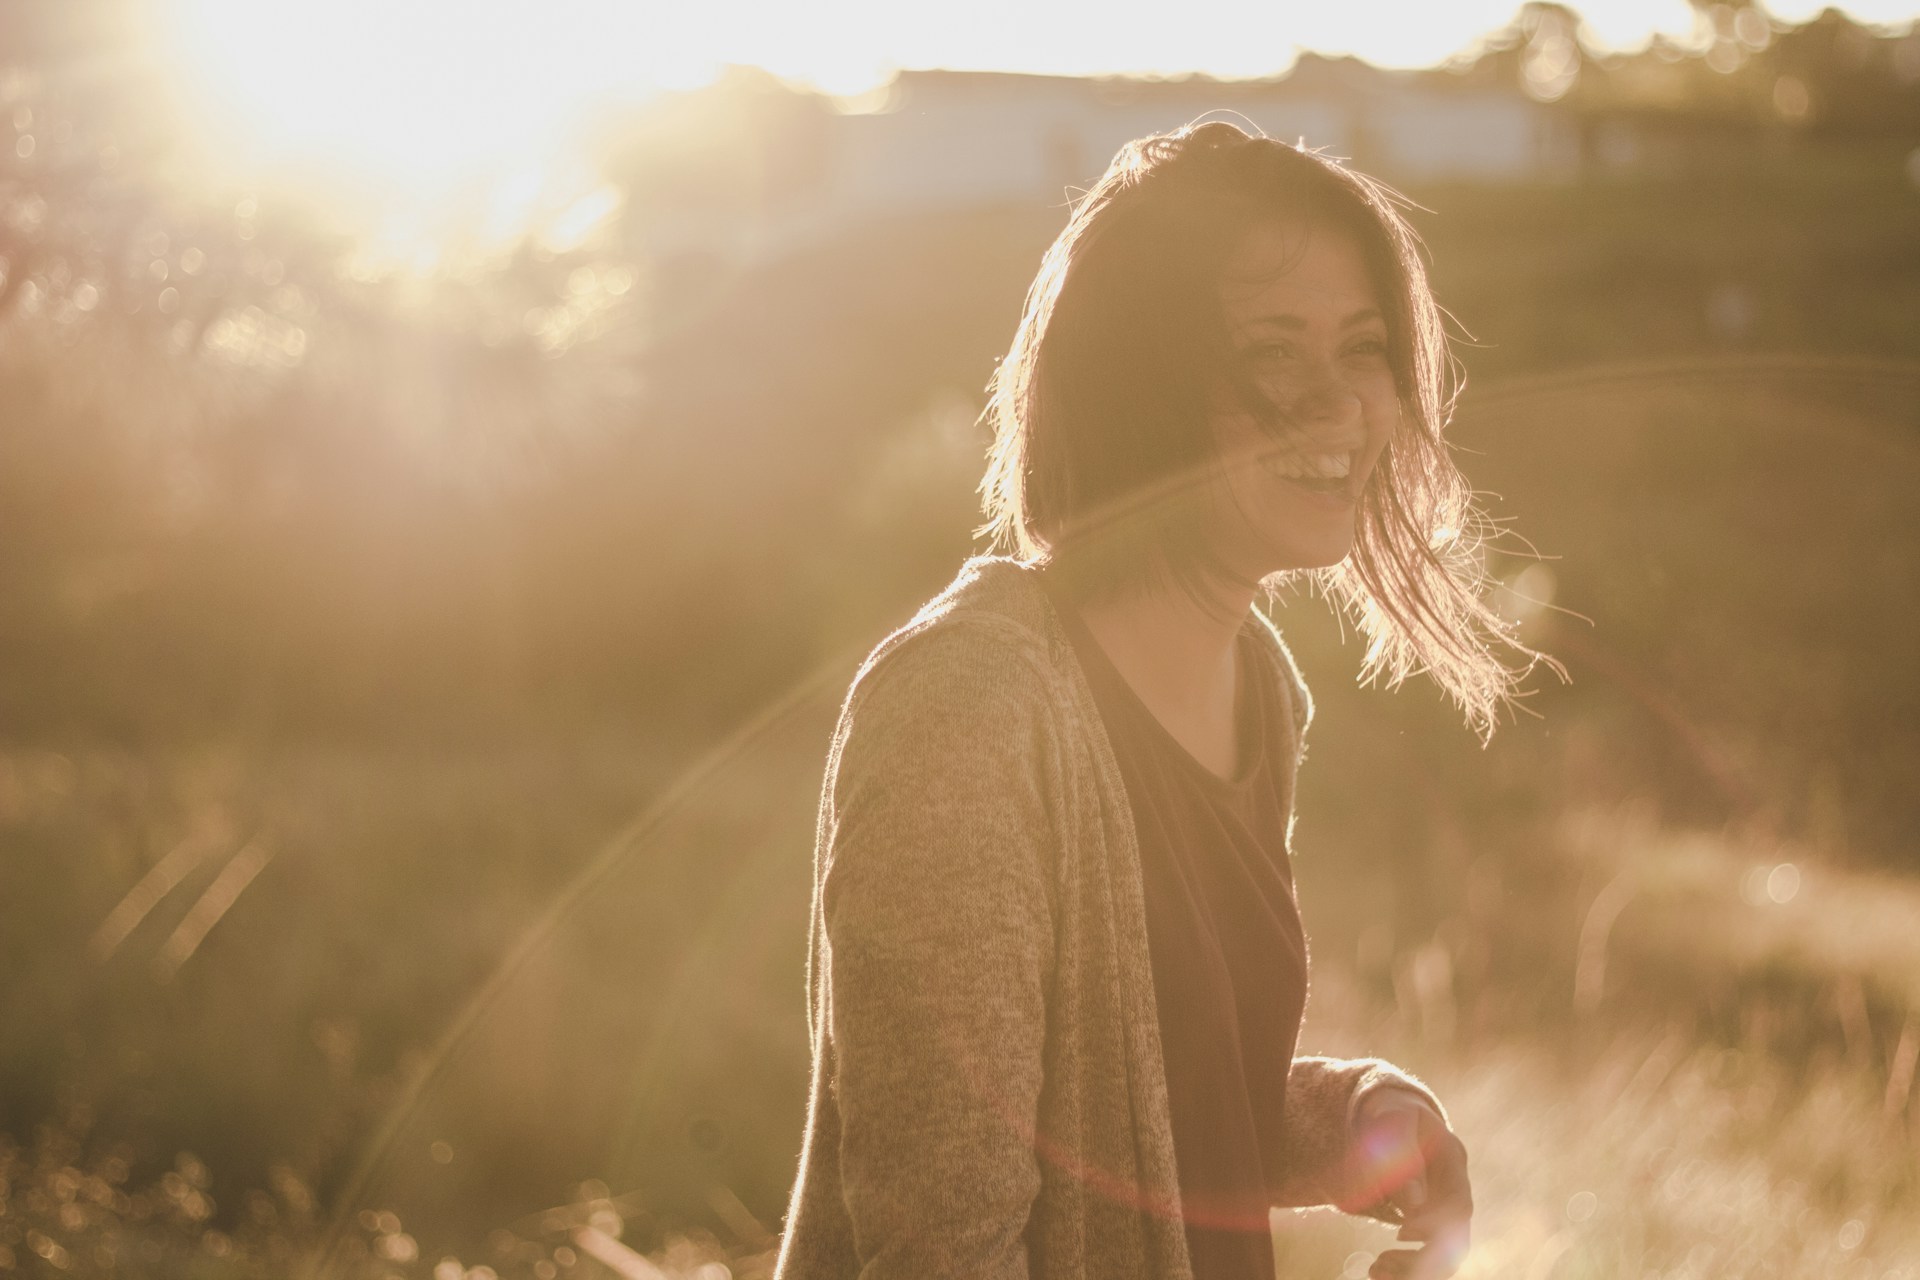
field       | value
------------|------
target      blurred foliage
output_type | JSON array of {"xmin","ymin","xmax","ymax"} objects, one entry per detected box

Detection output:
[
  {"xmin": 1474, "ymin": 2, "xmax": 1920, "ymax": 130},
  {"xmin": 2, "ymin": 0, "xmax": 1919, "ymax": 1273},
  {"xmin": 0, "ymin": 1116, "xmax": 768, "ymax": 1278}
]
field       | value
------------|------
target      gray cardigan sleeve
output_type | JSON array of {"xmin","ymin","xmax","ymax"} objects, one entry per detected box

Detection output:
[
  {"xmin": 1270, "ymin": 1058, "xmax": 1449, "ymax": 1215},
  {"xmin": 818, "ymin": 626, "xmax": 1056, "ymax": 1280}
]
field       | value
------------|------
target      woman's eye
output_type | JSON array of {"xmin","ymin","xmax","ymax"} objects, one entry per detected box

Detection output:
[{"xmin": 1347, "ymin": 338, "xmax": 1388, "ymax": 358}]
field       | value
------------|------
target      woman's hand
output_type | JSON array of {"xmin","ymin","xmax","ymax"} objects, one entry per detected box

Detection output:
[{"xmin": 1342, "ymin": 1086, "xmax": 1472, "ymax": 1280}]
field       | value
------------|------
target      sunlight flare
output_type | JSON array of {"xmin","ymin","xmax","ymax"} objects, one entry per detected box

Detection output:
[{"xmin": 163, "ymin": 0, "xmax": 715, "ymax": 189}]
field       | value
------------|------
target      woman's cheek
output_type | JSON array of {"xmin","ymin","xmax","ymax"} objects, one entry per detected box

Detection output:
[{"xmin": 1366, "ymin": 387, "xmax": 1401, "ymax": 452}]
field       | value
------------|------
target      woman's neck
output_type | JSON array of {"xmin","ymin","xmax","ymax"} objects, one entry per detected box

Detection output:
[{"xmin": 1057, "ymin": 569, "xmax": 1258, "ymax": 777}]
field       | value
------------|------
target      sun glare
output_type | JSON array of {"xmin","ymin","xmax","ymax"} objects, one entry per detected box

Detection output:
[{"xmin": 162, "ymin": 0, "xmax": 718, "ymax": 194}]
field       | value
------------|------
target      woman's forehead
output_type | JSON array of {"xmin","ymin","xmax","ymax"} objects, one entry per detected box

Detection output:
[{"xmin": 1218, "ymin": 218, "xmax": 1379, "ymax": 320}]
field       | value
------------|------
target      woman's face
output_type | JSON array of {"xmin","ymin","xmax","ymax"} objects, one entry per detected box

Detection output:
[{"xmin": 1204, "ymin": 217, "xmax": 1399, "ymax": 578}]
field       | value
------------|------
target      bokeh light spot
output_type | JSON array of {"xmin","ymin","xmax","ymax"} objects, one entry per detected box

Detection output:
[{"xmin": 1773, "ymin": 75, "xmax": 1811, "ymax": 119}]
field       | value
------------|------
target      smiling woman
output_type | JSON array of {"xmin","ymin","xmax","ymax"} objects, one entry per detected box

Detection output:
[
  {"xmin": 773, "ymin": 122, "xmax": 1549, "ymax": 1280},
  {"xmin": 977, "ymin": 125, "xmax": 1541, "ymax": 730}
]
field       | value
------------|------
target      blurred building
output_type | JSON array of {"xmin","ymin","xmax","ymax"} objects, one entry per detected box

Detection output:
[
  {"xmin": 608, "ymin": 3, "xmax": 1920, "ymax": 272},
  {"xmin": 612, "ymin": 57, "xmax": 1582, "ymax": 267}
]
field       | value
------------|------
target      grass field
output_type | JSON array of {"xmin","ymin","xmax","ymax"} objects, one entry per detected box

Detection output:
[{"xmin": 8, "ymin": 786, "xmax": 1918, "ymax": 1279}]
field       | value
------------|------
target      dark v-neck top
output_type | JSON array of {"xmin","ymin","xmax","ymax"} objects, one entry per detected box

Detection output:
[{"xmin": 1050, "ymin": 596, "xmax": 1311, "ymax": 1280}]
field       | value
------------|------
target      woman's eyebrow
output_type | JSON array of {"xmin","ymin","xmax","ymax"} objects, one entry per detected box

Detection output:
[{"xmin": 1240, "ymin": 307, "xmax": 1384, "ymax": 332}]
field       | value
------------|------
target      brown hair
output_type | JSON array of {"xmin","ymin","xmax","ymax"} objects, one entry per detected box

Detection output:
[{"xmin": 978, "ymin": 120, "xmax": 1550, "ymax": 736}]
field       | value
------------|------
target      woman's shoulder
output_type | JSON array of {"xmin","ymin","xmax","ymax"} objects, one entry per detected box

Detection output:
[
  {"xmin": 825, "ymin": 557, "xmax": 1083, "ymax": 801},
  {"xmin": 845, "ymin": 556, "xmax": 1071, "ymax": 708}
]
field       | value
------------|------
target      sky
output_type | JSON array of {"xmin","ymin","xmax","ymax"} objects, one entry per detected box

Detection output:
[
  {"xmin": 150, "ymin": 0, "xmax": 1920, "ymax": 226},
  {"xmin": 168, "ymin": 0, "xmax": 1920, "ymax": 104}
]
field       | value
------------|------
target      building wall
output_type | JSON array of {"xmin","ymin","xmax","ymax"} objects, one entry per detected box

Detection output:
[{"xmin": 625, "ymin": 69, "xmax": 1575, "ymax": 264}]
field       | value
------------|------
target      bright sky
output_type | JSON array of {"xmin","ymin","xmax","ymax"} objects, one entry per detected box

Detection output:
[{"xmin": 154, "ymin": 0, "xmax": 1920, "ymax": 232}]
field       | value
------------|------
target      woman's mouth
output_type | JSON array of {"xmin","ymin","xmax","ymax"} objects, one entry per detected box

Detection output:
[{"xmin": 1259, "ymin": 448, "xmax": 1357, "ymax": 499}]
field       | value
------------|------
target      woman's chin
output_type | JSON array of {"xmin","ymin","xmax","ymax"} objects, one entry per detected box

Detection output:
[
  {"xmin": 1213, "ymin": 506, "xmax": 1360, "ymax": 578},
  {"xmin": 1257, "ymin": 527, "xmax": 1358, "ymax": 575}
]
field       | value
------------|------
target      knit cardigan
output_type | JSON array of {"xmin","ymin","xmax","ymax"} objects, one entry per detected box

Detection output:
[{"xmin": 774, "ymin": 556, "xmax": 1440, "ymax": 1280}]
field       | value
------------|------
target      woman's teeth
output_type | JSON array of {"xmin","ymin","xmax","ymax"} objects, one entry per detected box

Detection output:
[{"xmin": 1261, "ymin": 450, "xmax": 1353, "ymax": 485}]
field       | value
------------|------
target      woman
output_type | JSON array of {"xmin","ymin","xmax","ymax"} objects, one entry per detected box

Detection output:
[{"xmin": 775, "ymin": 121, "xmax": 1541, "ymax": 1280}]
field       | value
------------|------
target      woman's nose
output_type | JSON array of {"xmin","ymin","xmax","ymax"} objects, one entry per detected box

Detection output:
[{"xmin": 1283, "ymin": 363, "xmax": 1364, "ymax": 439}]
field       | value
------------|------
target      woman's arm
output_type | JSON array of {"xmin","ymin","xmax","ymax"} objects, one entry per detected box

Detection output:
[
  {"xmin": 1274, "ymin": 1062, "xmax": 1472, "ymax": 1280},
  {"xmin": 819, "ymin": 626, "xmax": 1058, "ymax": 1280},
  {"xmin": 1345, "ymin": 1087, "xmax": 1473, "ymax": 1280},
  {"xmin": 1270, "ymin": 1056, "xmax": 1447, "ymax": 1211}
]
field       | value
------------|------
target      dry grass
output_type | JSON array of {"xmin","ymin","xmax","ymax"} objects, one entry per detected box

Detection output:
[
  {"xmin": 7, "ymin": 759, "xmax": 1916, "ymax": 1279},
  {"xmin": 1268, "ymin": 802, "xmax": 1920, "ymax": 1280},
  {"xmin": 1279, "ymin": 993, "xmax": 1919, "ymax": 1279}
]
